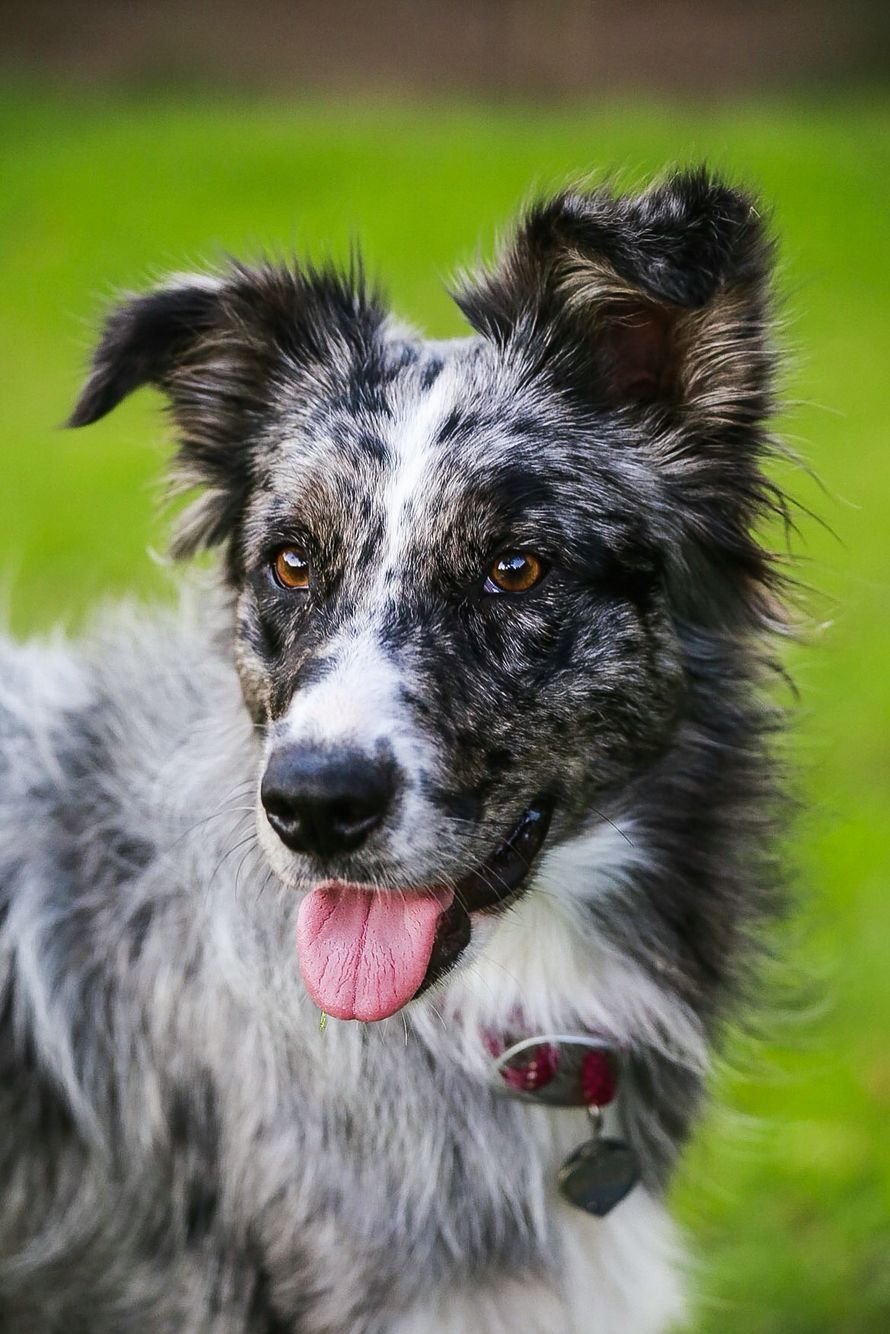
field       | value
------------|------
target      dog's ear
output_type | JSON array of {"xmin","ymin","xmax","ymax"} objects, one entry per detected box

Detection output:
[
  {"xmin": 69, "ymin": 263, "xmax": 385, "ymax": 559},
  {"xmin": 68, "ymin": 272, "xmax": 259, "ymax": 558},
  {"xmin": 68, "ymin": 278, "xmax": 225, "ymax": 428},
  {"xmin": 456, "ymin": 169, "xmax": 775, "ymax": 428}
]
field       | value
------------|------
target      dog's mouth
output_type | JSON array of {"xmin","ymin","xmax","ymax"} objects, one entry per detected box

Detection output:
[{"xmin": 295, "ymin": 802, "xmax": 552, "ymax": 1023}]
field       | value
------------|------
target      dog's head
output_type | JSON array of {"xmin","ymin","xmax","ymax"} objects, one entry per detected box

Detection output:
[{"xmin": 71, "ymin": 171, "xmax": 778, "ymax": 1024}]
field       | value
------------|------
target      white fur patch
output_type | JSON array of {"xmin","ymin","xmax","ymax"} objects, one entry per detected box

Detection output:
[
  {"xmin": 416, "ymin": 820, "xmax": 707, "ymax": 1081},
  {"xmin": 268, "ymin": 622, "xmax": 442, "ymax": 883},
  {"xmin": 392, "ymin": 1188, "xmax": 687, "ymax": 1334},
  {"xmin": 281, "ymin": 624, "xmax": 409, "ymax": 755},
  {"xmin": 377, "ymin": 359, "xmax": 460, "ymax": 581},
  {"xmin": 277, "ymin": 366, "xmax": 461, "ymax": 756}
]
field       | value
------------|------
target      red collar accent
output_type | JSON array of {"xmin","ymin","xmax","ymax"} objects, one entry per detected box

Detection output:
[{"xmin": 486, "ymin": 1032, "xmax": 620, "ymax": 1108}]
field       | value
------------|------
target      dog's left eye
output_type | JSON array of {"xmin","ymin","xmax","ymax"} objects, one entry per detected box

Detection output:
[
  {"xmin": 483, "ymin": 552, "xmax": 548, "ymax": 595},
  {"xmin": 271, "ymin": 545, "xmax": 311, "ymax": 590}
]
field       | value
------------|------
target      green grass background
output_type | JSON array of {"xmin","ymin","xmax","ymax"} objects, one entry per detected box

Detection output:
[{"xmin": 2, "ymin": 84, "xmax": 888, "ymax": 1330}]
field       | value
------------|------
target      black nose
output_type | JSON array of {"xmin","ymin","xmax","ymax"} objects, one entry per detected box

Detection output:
[{"xmin": 261, "ymin": 746, "xmax": 398, "ymax": 859}]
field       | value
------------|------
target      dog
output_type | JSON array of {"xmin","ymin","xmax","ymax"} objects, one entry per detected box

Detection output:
[{"xmin": 0, "ymin": 169, "xmax": 788, "ymax": 1332}]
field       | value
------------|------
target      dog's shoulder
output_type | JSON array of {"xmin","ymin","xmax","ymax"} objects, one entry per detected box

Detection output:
[{"xmin": 1, "ymin": 589, "xmax": 241, "ymax": 844}]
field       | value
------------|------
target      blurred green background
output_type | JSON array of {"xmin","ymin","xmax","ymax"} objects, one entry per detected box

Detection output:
[{"xmin": 2, "ymin": 15, "xmax": 889, "ymax": 1329}]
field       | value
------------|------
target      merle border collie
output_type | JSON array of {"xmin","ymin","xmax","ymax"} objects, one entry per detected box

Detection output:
[{"xmin": 0, "ymin": 169, "xmax": 789, "ymax": 1332}]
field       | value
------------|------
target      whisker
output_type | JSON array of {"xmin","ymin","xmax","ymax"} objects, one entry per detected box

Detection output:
[
  {"xmin": 207, "ymin": 831, "xmax": 261, "ymax": 890},
  {"xmin": 589, "ymin": 807, "xmax": 635, "ymax": 847},
  {"xmin": 233, "ymin": 837, "xmax": 262, "ymax": 895}
]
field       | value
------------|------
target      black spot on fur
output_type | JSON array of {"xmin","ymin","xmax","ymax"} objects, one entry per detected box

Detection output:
[
  {"xmin": 509, "ymin": 413, "xmax": 545, "ymax": 441},
  {"xmin": 419, "ymin": 356, "xmax": 444, "ymax": 389},
  {"xmin": 332, "ymin": 364, "xmax": 394, "ymax": 420},
  {"xmin": 245, "ymin": 603, "xmax": 285, "ymax": 664},
  {"xmin": 127, "ymin": 902, "xmax": 155, "ymax": 964},
  {"xmin": 245, "ymin": 1263, "xmax": 293, "ymax": 1333},
  {"xmin": 484, "ymin": 747, "xmax": 514, "ymax": 774},
  {"xmin": 390, "ymin": 341, "xmax": 420, "ymax": 371},
  {"xmin": 184, "ymin": 1178, "xmax": 219, "ymax": 1244},
  {"xmin": 480, "ymin": 463, "xmax": 557, "ymax": 522},
  {"xmin": 435, "ymin": 408, "xmax": 467, "ymax": 444},
  {"xmin": 424, "ymin": 784, "xmax": 483, "ymax": 825},
  {"xmin": 355, "ymin": 430, "xmax": 390, "ymax": 464},
  {"xmin": 0, "ymin": 969, "xmax": 78, "ymax": 1167}
]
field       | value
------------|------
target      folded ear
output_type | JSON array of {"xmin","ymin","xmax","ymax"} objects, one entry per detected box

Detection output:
[
  {"xmin": 68, "ymin": 262, "xmax": 385, "ymax": 559},
  {"xmin": 456, "ymin": 169, "xmax": 775, "ymax": 428},
  {"xmin": 68, "ymin": 277, "xmax": 224, "ymax": 427},
  {"xmin": 68, "ymin": 272, "xmax": 260, "ymax": 558}
]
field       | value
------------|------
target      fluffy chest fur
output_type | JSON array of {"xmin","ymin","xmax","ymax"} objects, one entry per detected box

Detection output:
[{"xmin": 1, "ymin": 619, "xmax": 687, "ymax": 1332}]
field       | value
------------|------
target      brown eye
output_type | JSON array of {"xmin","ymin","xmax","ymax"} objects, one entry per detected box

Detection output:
[
  {"xmin": 484, "ymin": 552, "xmax": 547, "ymax": 595},
  {"xmin": 272, "ymin": 546, "xmax": 311, "ymax": 590}
]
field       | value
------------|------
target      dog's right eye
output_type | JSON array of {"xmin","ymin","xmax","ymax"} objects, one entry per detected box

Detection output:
[
  {"xmin": 483, "ymin": 551, "xmax": 548, "ymax": 595},
  {"xmin": 271, "ymin": 546, "xmax": 311, "ymax": 590}
]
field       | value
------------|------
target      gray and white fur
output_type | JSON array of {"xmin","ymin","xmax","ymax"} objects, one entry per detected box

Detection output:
[{"xmin": 0, "ymin": 170, "xmax": 789, "ymax": 1332}]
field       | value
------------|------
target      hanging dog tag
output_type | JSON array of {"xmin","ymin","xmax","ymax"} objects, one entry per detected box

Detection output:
[
  {"xmin": 557, "ymin": 1135, "xmax": 639, "ymax": 1217},
  {"xmin": 488, "ymin": 1033, "xmax": 640, "ymax": 1217}
]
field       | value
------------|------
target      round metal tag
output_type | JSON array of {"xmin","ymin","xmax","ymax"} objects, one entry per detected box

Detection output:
[{"xmin": 557, "ymin": 1137, "xmax": 640, "ymax": 1217}]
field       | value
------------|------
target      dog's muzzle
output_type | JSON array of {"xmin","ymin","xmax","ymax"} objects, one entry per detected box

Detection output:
[{"xmin": 286, "ymin": 798, "xmax": 553, "ymax": 1023}]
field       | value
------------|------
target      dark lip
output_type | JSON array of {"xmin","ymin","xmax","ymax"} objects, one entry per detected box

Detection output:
[{"xmin": 415, "ymin": 801, "xmax": 553, "ymax": 1000}]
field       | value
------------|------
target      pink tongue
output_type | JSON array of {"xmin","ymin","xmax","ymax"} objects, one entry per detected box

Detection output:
[{"xmin": 296, "ymin": 882, "xmax": 454, "ymax": 1022}]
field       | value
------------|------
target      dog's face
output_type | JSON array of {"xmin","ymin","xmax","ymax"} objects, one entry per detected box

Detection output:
[
  {"xmin": 71, "ymin": 172, "xmax": 774, "ymax": 1022},
  {"xmin": 239, "ymin": 341, "xmax": 683, "ymax": 871}
]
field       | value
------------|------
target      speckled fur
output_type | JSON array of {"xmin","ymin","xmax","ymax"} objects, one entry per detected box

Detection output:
[{"xmin": 0, "ymin": 171, "xmax": 789, "ymax": 1331}]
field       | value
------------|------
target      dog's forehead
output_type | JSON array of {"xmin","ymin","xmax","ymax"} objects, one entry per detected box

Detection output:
[
  {"xmin": 318, "ymin": 340, "xmax": 542, "ymax": 471},
  {"xmin": 264, "ymin": 337, "xmax": 577, "ymax": 539},
  {"xmin": 378, "ymin": 345, "xmax": 544, "ymax": 521}
]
